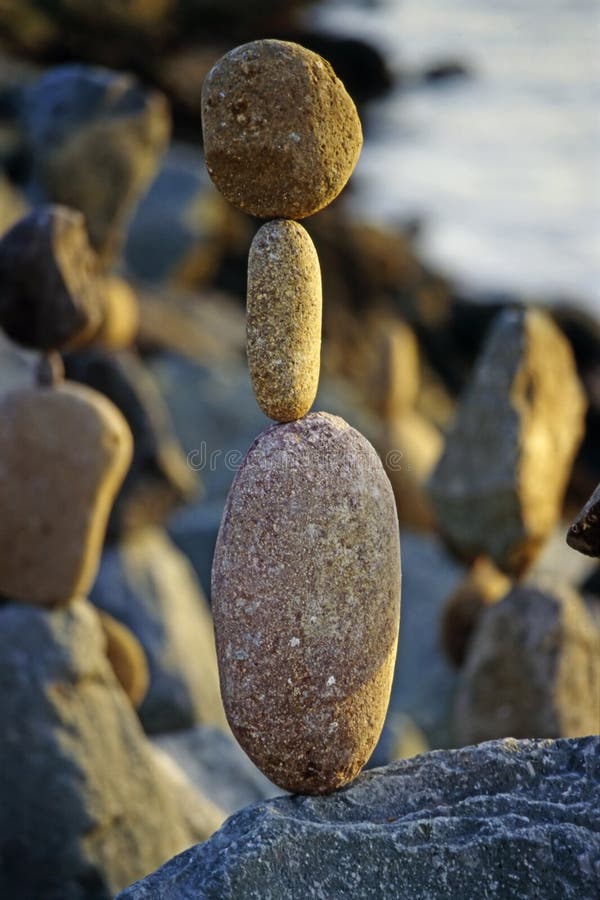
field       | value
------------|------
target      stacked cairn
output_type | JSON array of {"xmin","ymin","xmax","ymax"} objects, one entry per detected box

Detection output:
[{"xmin": 203, "ymin": 40, "xmax": 402, "ymax": 794}]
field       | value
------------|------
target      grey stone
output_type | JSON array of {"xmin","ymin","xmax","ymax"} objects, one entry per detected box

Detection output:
[
  {"xmin": 568, "ymin": 481, "xmax": 600, "ymax": 558},
  {"xmin": 429, "ymin": 308, "xmax": 586, "ymax": 576},
  {"xmin": 0, "ymin": 598, "xmax": 211, "ymax": 899},
  {"xmin": 21, "ymin": 64, "xmax": 170, "ymax": 262},
  {"xmin": 119, "ymin": 735, "xmax": 600, "ymax": 900},
  {"xmin": 90, "ymin": 526, "xmax": 227, "ymax": 734},
  {"xmin": 453, "ymin": 581, "xmax": 600, "ymax": 745},
  {"xmin": 152, "ymin": 725, "xmax": 280, "ymax": 816}
]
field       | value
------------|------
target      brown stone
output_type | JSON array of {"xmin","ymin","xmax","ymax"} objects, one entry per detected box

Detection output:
[
  {"xmin": 247, "ymin": 219, "xmax": 322, "ymax": 422},
  {"xmin": 367, "ymin": 317, "xmax": 420, "ymax": 421},
  {"xmin": 453, "ymin": 581, "xmax": 600, "ymax": 744},
  {"xmin": 381, "ymin": 411, "xmax": 443, "ymax": 531},
  {"xmin": 0, "ymin": 205, "xmax": 103, "ymax": 351},
  {"xmin": 95, "ymin": 275, "xmax": 140, "ymax": 349},
  {"xmin": 0, "ymin": 382, "xmax": 132, "ymax": 606},
  {"xmin": 441, "ymin": 557, "xmax": 512, "ymax": 667},
  {"xmin": 428, "ymin": 309, "xmax": 587, "ymax": 575},
  {"xmin": 98, "ymin": 609, "xmax": 149, "ymax": 708},
  {"xmin": 212, "ymin": 412, "xmax": 401, "ymax": 794},
  {"xmin": 201, "ymin": 40, "xmax": 363, "ymax": 219}
]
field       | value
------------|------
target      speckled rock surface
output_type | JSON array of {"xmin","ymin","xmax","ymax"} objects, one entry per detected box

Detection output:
[
  {"xmin": 0, "ymin": 598, "xmax": 208, "ymax": 900},
  {"xmin": 428, "ymin": 308, "xmax": 587, "ymax": 575},
  {"xmin": 118, "ymin": 736, "xmax": 600, "ymax": 900},
  {"xmin": 0, "ymin": 382, "xmax": 132, "ymax": 606},
  {"xmin": 247, "ymin": 219, "xmax": 321, "ymax": 422},
  {"xmin": 453, "ymin": 581, "xmax": 600, "ymax": 745},
  {"xmin": 0, "ymin": 205, "xmax": 103, "ymax": 351},
  {"xmin": 201, "ymin": 40, "xmax": 362, "ymax": 219},
  {"xmin": 212, "ymin": 411, "xmax": 401, "ymax": 794},
  {"xmin": 567, "ymin": 481, "xmax": 600, "ymax": 558}
]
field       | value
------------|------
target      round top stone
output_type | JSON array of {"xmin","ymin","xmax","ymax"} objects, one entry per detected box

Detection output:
[{"xmin": 201, "ymin": 40, "xmax": 363, "ymax": 219}]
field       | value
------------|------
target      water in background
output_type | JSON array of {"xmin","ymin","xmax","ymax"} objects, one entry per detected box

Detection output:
[{"xmin": 311, "ymin": 0, "xmax": 600, "ymax": 313}]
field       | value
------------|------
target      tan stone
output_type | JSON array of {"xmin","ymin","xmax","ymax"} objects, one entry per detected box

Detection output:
[
  {"xmin": 201, "ymin": 40, "xmax": 362, "ymax": 219},
  {"xmin": 247, "ymin": 219, "xmax": 322, "ymax": 422},
  {"xmin": 95, "ymin": 275, "xmax": 140, "ymax": 349},
  {"xmin": 428, "ymin": 309, "xmax": 587, "ymax": 575},
  {"xmin": 0, "ymin": 382, "xmax": 132, "ymax": 605},
  {"xmin": 382, "ymin": 411, "xmax": 443, "ymax": 530},
  {"xmin": 367, "ymin": 317, "xmax": 420, "ymax": 421},
  {"xmin": 98, "ymin": 609, "xmax": 149, "ymax": 708},
  {"xmin": 212, "ymin": 412, "xmax": 401, "ymax": 794}
]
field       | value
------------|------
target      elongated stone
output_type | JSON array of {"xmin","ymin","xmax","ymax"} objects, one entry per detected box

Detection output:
[
  {"xmin": 247, "ymin": 219, "xmax": 321, "ymax": 422},
  {"xmin": 201, "ymin": 40, "xmax": 362, "ymax": 219},
  {"xmin": 0, "ymin": 382, "xmax": 132, "ymax": 606},
  {"xmin": 212, "ymin": 412, "xmax": 401, "ymax": 794}
]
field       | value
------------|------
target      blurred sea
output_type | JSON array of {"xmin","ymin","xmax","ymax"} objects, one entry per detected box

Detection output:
[{"xmin": 311, "ymin": 0, "xmax": 600, "ymax": 314}]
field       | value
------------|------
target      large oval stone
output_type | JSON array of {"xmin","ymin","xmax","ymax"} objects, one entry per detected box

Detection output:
[
  {"xmin": 212, "ymin": 412, "xmax": 401, "ymax": 794},
  {"xmin": 201, "ymin": 40, "xmax": 363, "ymax": 219},
  {"xmin": 247, "ymin": 219, "xmax": 321, "ymax": 422}
]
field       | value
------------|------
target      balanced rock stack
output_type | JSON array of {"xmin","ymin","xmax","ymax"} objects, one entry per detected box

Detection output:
[{"xmin": 203, "ymin": 40, "xmax": 402, "ymax": 795}]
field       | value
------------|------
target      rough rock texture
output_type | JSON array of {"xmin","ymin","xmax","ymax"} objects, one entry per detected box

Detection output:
[
  {"xmin": 119, "ymin": 736, "xmax": 600, "ymax": 900},
  {"xmin": 247, "ymin": 219, "xmax": 322, "ymax": 422},
  {"xmin": 98, "ymin": 609, "xmax": 149, "ymax": 708},
  {"xmin": 152, "ymin": 725, "xmax": 280, "ymax": 816},
  {"xmin": 441, "ymin": 557, "xmax": 512, "ymax": 667},
  {"xmin": 22, "ymin": 64, "xmax": 170, "ymax": 262},
  {"xmin": 212, "ymin": 412, "xmax": 401, "ymax": 794},
  {"xmin": 0, "ymin": 598, "xmax": 211, "ymax": 900},
  {"xmin": 201, "ymin": 40, "xmax": 362, "ymax": 219},
  {"xmin": 429, "ymin": 308, "xmax": 587, "ymax": 575},
  {"xmin": 0, "ymin": 382, "xmax": 132, "ymax": 606},
  {"xmin": 567, "ymin": 481, "xmax": 600, "ymax": 558},
  {"xmin": 453, "ymin": 581, "xmax": 600, "ymax": 745},
  {"xmin": 0, "ymin": 205, "xmax": 103, "ymax": 350},
  {"xmin": 91, "ymin": 526, "xmax": 227, "ymax": 734}
]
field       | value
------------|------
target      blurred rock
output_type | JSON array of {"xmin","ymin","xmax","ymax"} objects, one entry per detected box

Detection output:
[
  {"xmin": 152, "ymin": 725, "xmax": 280, "ymax": 816},
  {"xmin": 119, "ymin": 736, "xmax": 600, "ymax": 900},
  {"xmin": 366, "ymin": 316, "xmax": 420, "ymax": 421},
  {"xmin": 453, "ymin": 581, "xmax": 600, "ymax": 745},
  {"xmin": 0, "ymin": 598, "xmax": 208, "ymax": 899},
  {"xmin": 21, "ymin": 64, "xmax": 170, "ymax": 263},
  {"xmin": 124, "ymin": 144, "xmax": 230, "ymax": 288},
  {"xmin": 567, "ymin": 481, "xmax": 600, "ymax": 558},
  {"xmin": 382, "ymin": 411, "xmax": 442, "ymax": 531},
  {"xmin": 441, "ymin": 557, "xmax": 512, "ymax": 668},
  {"xmin": 98, "ymin": 609, "xmax": 150, "ymax": 708},
  {"xmin": 429, "ymin": 308, "xmax": 587, "ymax": 575},
  {"xmin": 0, "ymin": 330, "xmax": 36, "ymax": 394},
  {"xmin": 90, "ymin": 526, "xmax": 227, "ymax": 734},
  {"xmin": 94, "ymin": 275, "xmax": 139, "ymax": 350},
  {"xmin": 368, "ymin": 711, "xmax": 429, "ymax": 768},
  {"xmin": 0, "ymin": 205, "xmax": 103, "ymax": 350},
  {"xmin": 63, "ymin": 348, "xmax": 196, "ymax": 537},
  {"xmin": 0, "ymin": 174, "xmax": 27, "ymax": 235}
]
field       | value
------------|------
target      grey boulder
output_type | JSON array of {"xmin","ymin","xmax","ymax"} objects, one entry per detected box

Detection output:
[{"xmin": 119, "ymin": 735, "xmax": 600, "ymax": 900}]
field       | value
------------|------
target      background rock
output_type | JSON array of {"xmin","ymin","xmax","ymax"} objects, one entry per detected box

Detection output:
[
  {"xmin": 0, "ymin": 598, "xmax": 208, "ymax": 899},
  {"xmin": 453, "ymin": 580, "xmax": 600, "ymax": 745},
  {"xmin": 91, "ymin": 526, "xmax": 227, "ymax": 734},
  {"xmin": 119, "ymin": 735, "xmax": 600, "ymax": 900}
]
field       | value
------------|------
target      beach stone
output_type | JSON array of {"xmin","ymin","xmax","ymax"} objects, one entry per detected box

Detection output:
[
  {"xmin": 0, "ymin": 598, "xmax": 210, "ymax": 899},
  {"xmin": 368, "ymin": 317, "xmax": 420, "ymax": 421},
  {"xmin": 98, "ymin": 609, "xmax": 149, "ymax": 708},
  {"xmin": 453, "ymin": 581, "xmax": 600, "ymax": 746},
  {"xmin": 0, "ymin": 382, "xmax": 132, "ymax": 606},
  {"xmin": 247, "ymin": 219, "xmax": 321, "ymax": 422},
  {"xmin": 91, "ymin": 526, "xmax": 227, "ymax": 734},
  {"xmin": 22, "ymin": 64, "xmax": 170, "ymax": 262},
  {"xmin": 119, "ymin": 735, "xmax": 600, "ymax": 900},
  {"xmin": 429, "ymin": 308, "xmax": 587, "ymax": 575},
  {"xmin": 212, "ymin": 411, "xmax": 401, "ymax": 794},
  {"xmin": 201, "ymin": 39, "xmax": 362, "ymax": 219},
  {"xmin": 94, "ymin": 275, "xmax": 139, "ymax": 349},
  {"xmin": 567, "ymin": 481, "xmax": 600, "ymax": 558},
  {"xmin": 441, "ymin": 557, "xmax": 512, "ymax": 667},
  {"xmin": 382, "ymin": 410, "xmax": 443, "ymax": 531},
  {"xmin": 0, "ymin": 205, "xmax": 103, "ymax": 350}
]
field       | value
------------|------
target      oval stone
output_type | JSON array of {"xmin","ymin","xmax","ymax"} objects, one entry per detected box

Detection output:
[
  {"xmin": 201, "ymin": 40, "xmax": 363, "ymax": 219},
  {"xmin": 0, "ymin": 382, "xmax": 132, "ymax": 606},
  {"xmin": 212, "ymin": 412, "xmax": 401, "ymax": 794},
  {"xmin": 247, "ymin": 219, "xmax": 321, "ymax": 422}
]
